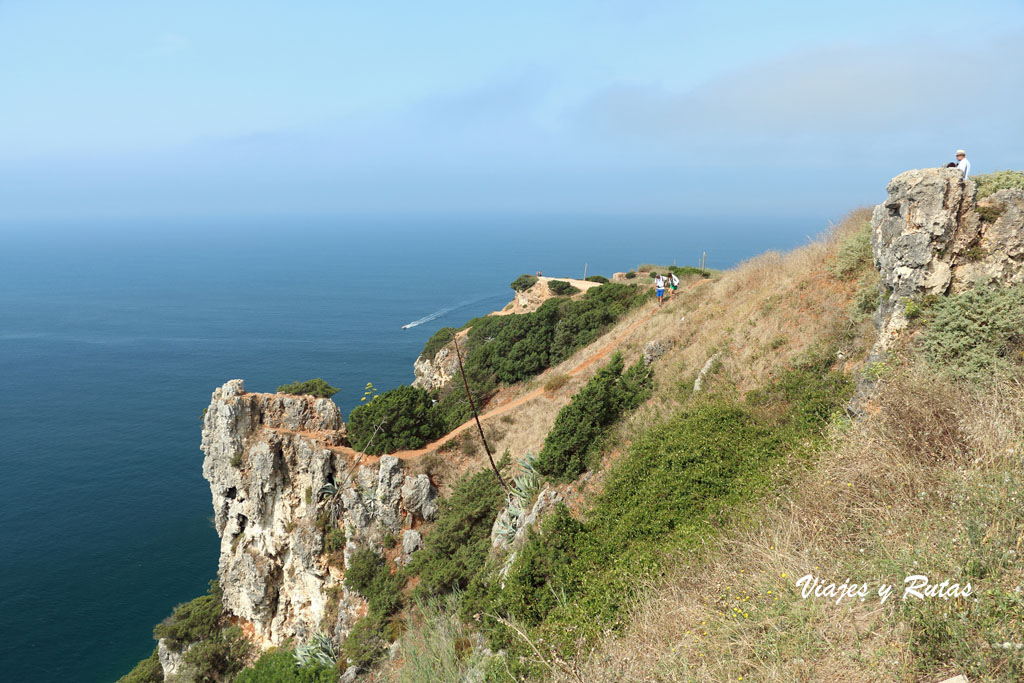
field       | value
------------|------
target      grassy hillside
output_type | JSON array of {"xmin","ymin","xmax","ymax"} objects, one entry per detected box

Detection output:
[
  {"xmin": 126, "ymin": 202, "xmax": 1024, "ymax": 682},
  {"xmin": 370, "ymin": 210, "xmax": 894, "ymax": 680}
]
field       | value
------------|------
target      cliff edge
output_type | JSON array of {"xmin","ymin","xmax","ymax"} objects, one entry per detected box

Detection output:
[{"xmin": 197, "ymin": 380, "xmax": 437, "ymax": 655}]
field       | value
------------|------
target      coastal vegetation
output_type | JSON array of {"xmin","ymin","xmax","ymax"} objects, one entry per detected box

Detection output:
[
  {"xmin": 545, "ymin": 279, "xmax": 579, "ymax": 296},
  {"xmin": 122, "ymin": 177, "xmax": 1024, "ymax": 682},
  {"xmin": 346, "ymin": 385, "xmax": 444, "ymax": 454},
  {"xmin": 974, "ymin": 169, "xmax": 1024, "ymax": 199},
  {"xmin": 510, "ymin": 273, "xmax": 538, "ymax": 292},
  {"xmin": 276, "ymin": 378, "xmax": 339, "ymax": 398},
  {"xmin": 534, "ymin": 352, "xmax": 652, "ymax": 481}
]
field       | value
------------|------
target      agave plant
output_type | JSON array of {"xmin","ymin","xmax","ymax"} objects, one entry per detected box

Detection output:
[
  {"xmin": 497, "ymin": 452, "xmax": 541, "ymax": 544},
  {"xmin": 295, "ymin": 632, "xmax": 338, "ymax": 668}
]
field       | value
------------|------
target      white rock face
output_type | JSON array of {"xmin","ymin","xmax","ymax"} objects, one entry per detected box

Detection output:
[
  {"xmin": 867, "ymin": 168, "xmax": 1024, "ymax": 366},
  {"xmin": 412, "ymin": 345, "xmax": 459, "ymax": 391},
  {"xmin": 872, "ymin": 167, "xmax": 1024, "ymax": 298},
  {"xmin": 199, "ymin": 380, "xmax": 438, "ymax": 655},
  {"xmin": 157, "ymin": 639, "xmax": 190, "ymax": 681}
]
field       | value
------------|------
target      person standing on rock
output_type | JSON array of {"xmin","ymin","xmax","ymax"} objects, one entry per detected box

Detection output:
[
  {"xmin": 654, "ymin": 273, "xmax": 665, "ymax": 306},
  {"xmin": 955, "ymin": 149, "xmax": 971, "ymax": 179}
]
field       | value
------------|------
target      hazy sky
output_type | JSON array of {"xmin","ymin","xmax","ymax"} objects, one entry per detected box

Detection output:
[{"xmin": 2, "ymin": 1, "xmax": 1023, "ymax": 222}]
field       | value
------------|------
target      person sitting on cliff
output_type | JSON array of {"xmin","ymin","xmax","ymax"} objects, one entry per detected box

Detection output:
[{"xmin": 955, "ymin": 149, "xmax": 971, "ymax": 179}]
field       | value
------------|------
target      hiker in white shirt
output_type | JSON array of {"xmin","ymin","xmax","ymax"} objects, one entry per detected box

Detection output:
[
  {"xmin": 955, "ymin": 150, "xmax": 971, "ymax": 179},
  {"xmin": 654, "ymin": 274, "xmax": 665, "ymax": 306}
]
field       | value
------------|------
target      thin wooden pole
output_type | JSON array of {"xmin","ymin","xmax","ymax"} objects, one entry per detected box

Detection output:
[
  {"xmin": 583, "ymin": 262, "xmax": 588, "ymax": 280},
  {"xmin": 452, "ymin": 334, "xmax": 508, "ymax": 492}
]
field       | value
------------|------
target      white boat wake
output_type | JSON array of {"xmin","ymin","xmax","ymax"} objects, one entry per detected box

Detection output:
[{"xmin": 401, "ymin": 295, "xmax": 500, "ymax": 329}]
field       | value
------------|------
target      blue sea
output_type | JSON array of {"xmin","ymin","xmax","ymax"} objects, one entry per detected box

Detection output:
[{"xmin": 0, "ymin": 213, "xmax": 825, "ymax": 682}]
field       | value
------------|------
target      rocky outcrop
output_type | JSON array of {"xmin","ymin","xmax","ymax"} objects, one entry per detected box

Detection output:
[
  {"xmin": 157, "ymin": 640, "xmax": 189, "ymax": 682},
  {"xmin": 199, "ymin": 380, "xmax": 437, "ymax": 663},
  {"xmin": 643, "ymin": 339, "xmax": 672, "ymax": 365},
  {"xmin": 872, "ymin": 168, "xmax": 1024, "ymax": 298},
  {"xmin": 412, "ymin": 344, "xmax": 460, "ymax": 392},
  {"xmin": 869, "ymin": 168, "xmax": 1024, "ymax": 361}
]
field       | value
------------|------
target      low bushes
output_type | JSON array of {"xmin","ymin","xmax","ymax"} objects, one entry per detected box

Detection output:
[
  {"xmin": 235, "ymin": 649, "xmax": 336, "ymax": 683},
  {"xmin": 342, "ymin": 548, "xmax": 406, "ymax": 668},
  {"xmin": 585, "ymin": 275, "xmax": 610, "ymax": 284},
  {"xmin": 535, "ymin": 353, "xmax": 652, "ymax": 480},
  {"xmin": 276, "ymin": 378, "xmax": 339, "ymax": 398},
  {"xmin": 153, "ymin": 582, "xmax": 224, "ymax": 651},
  {"xmin": 510, "ymin": 274, "xmax": 539, "ymax": 292},
  {"xmin": 116, "ymin": 647, "xmax": 163, "ymax": 683},
  {"xmin": 975, "ymin": 170, "xmax": 1024, "ymax": 200},
  {"xmin": 419, "ymin": 327, "xmax": 457, "ymax": 360},
  {"xmin": 920, "ymin": 283, "xmax": 1024, "ymax": 380},
  {"xmin": 409, "ymin": 466, "xmax": 507, "ymax": 598},
  {"xmin": 829, "ymin": 219, "xmax": 873, "ymax": 277},
  {"xmin": 142, "ymin": 581, "xmax": 252, "ymax": 682},
  {"xmin": 347, "ymin": 386, "xmax": 444, "ymax": 454},
  {"xmin": 470, "ymin": 350, "xmax": 851, "ymax": 667},
  {"xmin": 547, "ymin": 279, "xmax": 580, "ymax": 296}
]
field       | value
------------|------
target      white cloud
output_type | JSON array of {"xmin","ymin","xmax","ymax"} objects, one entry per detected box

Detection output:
[{"xmin": 578, "ymin": 35, "xmax": 1024, "ymax": 139}]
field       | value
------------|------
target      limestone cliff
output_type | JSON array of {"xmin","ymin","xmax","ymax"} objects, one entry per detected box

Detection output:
[
  {"xmin": 198, "ymin": 380, "xmax": 437, "ymax": 654},
  {"xmin": 869, "ymin": 167, "xmax": 1024, "ymax": 356},
  {"xmin": 412, "ymin": 343, "xmax": 460, "ymax": 392}
]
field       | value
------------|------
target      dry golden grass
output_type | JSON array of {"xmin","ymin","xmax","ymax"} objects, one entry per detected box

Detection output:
[
  {"xmin": 424, "ymin": 209, "xmax": 876, "ymax": 513},
  {"xmin": 558, "ymin": 362, "xmax": 1024, "ymax": 683}
]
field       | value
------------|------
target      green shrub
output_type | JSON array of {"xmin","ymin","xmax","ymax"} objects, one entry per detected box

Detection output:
[
  {"xmin": 277, "ymin": 378, "xmax": 339, "ymax": 398},
  {"xmin": 921, "ymin": 284, "xmax": 1024, "ymax": 379},
  {"xmin": 669, "ymin": 265, "xmax": 710, "ymax": 278},
  {"xmin": 467, "ymin": 300, "xmax": 561, "ymax": 384},
  {"xmin": 428, "ymin": 283, "xmax": 646, "ymax": 428},
  {"xmin": 830, "ymin": 221, "xmax": 873, "ymax": 277},
  {"xmin": 116, "ymin": 646, "xmax": 164, "ymax": 683},
  {"xmin": 975, "ymin": 170, "xmax": 1024, "ymax": 200},
  {"xmin": 235, "ymin": 649, "xmax": 336, "ymax": 683},
  {"xmin": 183, "ymin": 625, "xmax": 251, "ymax": 683},
  {"xmin": 585, "ymin": 275, "xmax": 610, "ymax": 284},
  {"xmin": 547, "ymin": 279, "xmax": 580, "ymax": 296},
  {"xmin": 342, "ymin": 615, "xmax": 388, "ymax": 669},
  {"xmin": 497, "ymin": 505, "xmax": 584, "ymax": 625},
  {"xmin": 324, "ymin": 528, "xmax": 346, "ymax": 552},
  {"xmin": 153, "ymin": 581, "xmax": 223, "ymax": 651},
  {"xmin": 852, "ymin": 273, "xmax": 880, "ymax": 316},
  {"xmin": 344, "ymin": 548, "xmax": 403, "ymax": 616},
  {"xmin": 510, "ymin": 274, "xmax": 539, "ymax": 292},
  {"xmin": 976, "ymin": 203, "xmax": 1005, "ymax": 224},
  {"xmin": 534, "ymin": 353, "xmax": 652, "ymax": 481},
  {"xmin": 480, "ymin": 354, "xmax": 851, "ymax": 655},
  {"xmin": 625, "ymin": 271, "xmax": 636, "ymax": 279},
  {"xmin": 347, "ymin": 385, "xmax": 444, "ymax": 454},
  {"xmin": 410, "ymin": 467, "xmax": 507, "ymax": 598},
  {"xmin": 905, "ymin": 300, "xmax": 924, "ymax": 320},
  {"xmin": 543, "ymin": 374, "xmax": 570, "ymax": 392},
  {"xmin": 419, "ymin": 327, "xmax": 457, "ymax": 360},
  {"xmin": 547, "ymin": 284, "xmax": 648, "ymax": 365}
]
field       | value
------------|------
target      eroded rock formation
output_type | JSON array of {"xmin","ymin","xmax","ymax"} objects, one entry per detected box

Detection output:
[
  {"xmin": 872, "ymin": 167, "xmax": 1024, "ymax": 297},
  {"xmin": 412, "ymin": 344, "xmax": 459, "ymax": 392},
  {"xmin": 198, "ymin": 380, "xmax": 437, "ymax": 656},
  {"xmin": 869, "ymin": 167, "xmax": 1024, "ymax": 357}
]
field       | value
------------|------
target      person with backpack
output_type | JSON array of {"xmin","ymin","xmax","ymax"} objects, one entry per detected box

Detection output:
[
  {"xmin": 669, "ymin": 271, "xmax": 680, "ymax": 298},
  {"xmin": 654, "ymin": 273, "xmax": 665, "ymax": 306}
]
